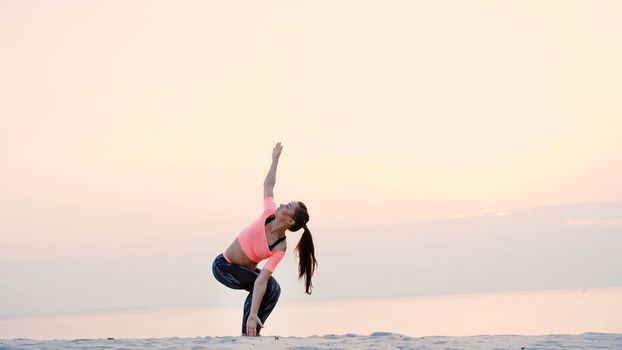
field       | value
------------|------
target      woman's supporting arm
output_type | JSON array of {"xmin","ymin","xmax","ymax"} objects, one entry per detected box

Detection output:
[{"xmin": 246, "ymin": 270, "xmax": 272, "ymax": 336}]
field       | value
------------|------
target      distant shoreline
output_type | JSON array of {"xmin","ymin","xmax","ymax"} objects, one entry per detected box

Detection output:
[
  {"xmin": 3, "ymin": 285, "xmax": 620, "ymax": 320},
  {"xmin": 2, "ymin": 287, "xmax": 621, "ymax": 340}
]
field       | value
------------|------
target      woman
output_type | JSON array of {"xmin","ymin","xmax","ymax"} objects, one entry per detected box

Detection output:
[{"xmin": 212, "ymin": 142, "xmax": 317, "ymax": 336}]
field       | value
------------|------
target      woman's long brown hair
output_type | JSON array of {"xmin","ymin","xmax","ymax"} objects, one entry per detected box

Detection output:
[{"xmin": 291, "ymin": 202, "xmax": 317, "ymax": 294}]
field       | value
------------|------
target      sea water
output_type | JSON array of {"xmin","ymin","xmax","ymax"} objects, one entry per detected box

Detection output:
[{"xmin": 1, "ymin": 287, "xmax": 621, "ymax": 339}]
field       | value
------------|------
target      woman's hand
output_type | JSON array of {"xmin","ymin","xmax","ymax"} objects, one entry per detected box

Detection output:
[
  {"xmin": 245, "ymin": 314, "xmax": 263, "ymax": 336},
  {"xmin": 272, "ymin": 142, "xmax": 283, "ymax": 161}
]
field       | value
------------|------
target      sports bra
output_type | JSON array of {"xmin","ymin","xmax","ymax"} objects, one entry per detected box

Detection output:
[{"xmin": 264, "ymin": 215, "xmax": 287, "ymax": 250}]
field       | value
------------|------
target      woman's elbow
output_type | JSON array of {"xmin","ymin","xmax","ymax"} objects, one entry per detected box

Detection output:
[{"xmin": 255, "ymin": 271, "xmax": 272, "ymax": 286}]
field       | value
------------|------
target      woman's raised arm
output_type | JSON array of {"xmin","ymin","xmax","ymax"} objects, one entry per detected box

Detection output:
[{"xmin": 263, "ymin": 142, "xmax": 282, "ymax": 197}]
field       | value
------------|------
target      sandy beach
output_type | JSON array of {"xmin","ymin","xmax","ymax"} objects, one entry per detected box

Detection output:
[{"xmin": 2, "ymin": 332, "xmax": 622, "ymax": 350}]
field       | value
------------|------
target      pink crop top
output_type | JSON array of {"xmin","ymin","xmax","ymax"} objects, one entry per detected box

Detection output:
[{"xmin": 233, "ymin": 197, "xmax": 285, "ymax": 272}]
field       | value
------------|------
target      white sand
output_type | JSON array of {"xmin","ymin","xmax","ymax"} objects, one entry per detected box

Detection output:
[{"xmin": 2, "ymin": 332, "xmax": 621, "ymax": 349}]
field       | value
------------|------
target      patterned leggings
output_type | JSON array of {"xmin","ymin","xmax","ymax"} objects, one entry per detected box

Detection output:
[{"xmin": 212, "ymin": 253, "xmax": 281, "ymax": 335}]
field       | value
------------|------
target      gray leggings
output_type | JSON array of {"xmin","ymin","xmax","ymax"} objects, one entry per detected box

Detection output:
[{"xmin": 212, "ymin": 253, "xmax": 281, "ymax": 335}]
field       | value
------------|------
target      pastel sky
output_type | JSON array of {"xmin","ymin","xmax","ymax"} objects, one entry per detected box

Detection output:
[{"xmin": 1, "ymin": 1, "xmax": 621, "ymax": 316}]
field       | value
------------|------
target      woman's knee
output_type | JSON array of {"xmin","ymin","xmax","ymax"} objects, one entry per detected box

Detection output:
[{"xmin": 267, "ymin": 278, "xmax": 281, "ymax": 300}]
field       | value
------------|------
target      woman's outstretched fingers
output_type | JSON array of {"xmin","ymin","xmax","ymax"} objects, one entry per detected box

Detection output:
[{"xmin": 272, "ymin": 142, "xmax": 283, "ymax": 160}]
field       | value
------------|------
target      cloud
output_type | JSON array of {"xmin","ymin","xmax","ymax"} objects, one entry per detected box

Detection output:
[
  {"xmin": 563, "ymin": 218, "xmax": 622, "ymax": 226},
  {"xmin": 450, "ymin": 210, "xmax": 511, "ymax": 219}
]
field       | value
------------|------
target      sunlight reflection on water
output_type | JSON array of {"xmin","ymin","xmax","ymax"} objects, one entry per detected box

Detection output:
[{"xmin": 1, "ymin": 287, "xmax": 621, "ymax": 339}]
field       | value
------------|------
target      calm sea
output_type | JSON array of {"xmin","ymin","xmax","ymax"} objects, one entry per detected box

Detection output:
[{"xmin": 1, "ymin": 287, "xmax": 621, "ymax": 339}]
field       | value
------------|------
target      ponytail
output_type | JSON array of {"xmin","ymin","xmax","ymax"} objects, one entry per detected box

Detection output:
[
  {"xmin": 295, "ymin": 226, "xmax": 317, "ymax": 294},
  {"xmin": 291, "ymin": 202, "xmax": 317, "ymax": 294}
]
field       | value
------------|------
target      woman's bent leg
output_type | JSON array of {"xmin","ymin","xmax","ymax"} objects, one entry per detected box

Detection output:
[
  {"xmin": 241, "ymin": 270, "xmax": 281, "ymax": 335},
  {"xmin": 212, "ymin": 254, "xmax": 257, "ymax": 291},
  {"xmin": 212, "ymin": 255, "xmax": 281, "ymax": 335}
]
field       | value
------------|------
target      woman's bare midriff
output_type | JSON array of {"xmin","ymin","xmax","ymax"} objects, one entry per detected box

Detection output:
[{"xmin": 224, "ymin": 238, "xmax": 258, "ymax": 270}]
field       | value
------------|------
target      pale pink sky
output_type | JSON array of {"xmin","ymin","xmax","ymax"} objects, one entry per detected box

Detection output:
[
  {"xmin": 1, "ymin": 1, "xmax": 622, "ymax": 320},
  {"xmin": 1, "ymin": 0, "xmax": 621, "ymax": 252}
]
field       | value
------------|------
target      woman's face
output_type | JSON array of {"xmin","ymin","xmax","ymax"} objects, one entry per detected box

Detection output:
[{"xmin": 276, "ymin": 201, "xmax": 298, "ymax": 225}]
